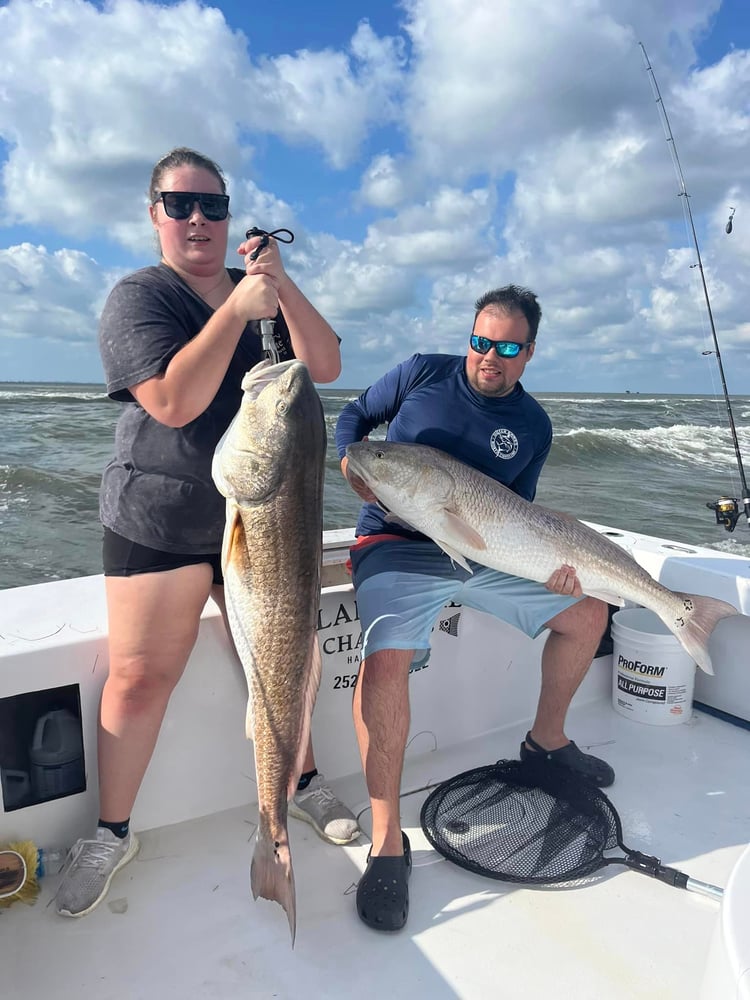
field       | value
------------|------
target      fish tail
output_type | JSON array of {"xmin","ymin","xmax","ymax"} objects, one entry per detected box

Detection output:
[
  {"xmin": 669, "ymin": 593, "xmax": 739, "ymax": 675},
  {"xmin": 251, "ymin": 825, "xmax": 296, "ymax": 946}
]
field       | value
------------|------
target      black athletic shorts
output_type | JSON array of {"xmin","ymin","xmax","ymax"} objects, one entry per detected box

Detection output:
[{"xmin": 102, "ymin": 527, "xmax": 223, "ymax": 585}]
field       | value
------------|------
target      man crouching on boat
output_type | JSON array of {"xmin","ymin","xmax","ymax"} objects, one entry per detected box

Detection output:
[{"xmin": 336, "ymin": 284, "xmax": 611, "ymax": 933}]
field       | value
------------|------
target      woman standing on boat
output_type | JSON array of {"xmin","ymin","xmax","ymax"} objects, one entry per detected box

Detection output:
[{"xmin": 55, "ymin": 147, "xmax": 360, "ymax": 919}]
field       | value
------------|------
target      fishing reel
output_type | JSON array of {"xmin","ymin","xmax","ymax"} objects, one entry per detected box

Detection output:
[{"xmin": 706, "ymin": 496, "xmax": 750, "ymax": 532}]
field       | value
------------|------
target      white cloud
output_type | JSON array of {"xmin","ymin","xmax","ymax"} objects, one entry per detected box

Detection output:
[
  {"xmin": 246, "ymin": 21, "xmax": 406, "ymax": 168},
  {"xmin": 0, "ymin": 2, "xmax": 404, "ymax": 242},
  {"xmin": 359, "ymin": 153, "xmax": 411, "ymax": 209},
  {"xmin": 0, "ymin": 0, "xmax": 250, "ymax": 240},
  {"xmin": 0, "ymin": 0, "xmax": 747, "ymax": 397},
  {"xmin": 0, "ymin": 243, "xmax": 115, "ymax": 383},
  {"xmin": 362, "ymin": 186, "xmax": 495, "ymax": 267},
  {"xmin": 313, "ymin": 244, "xmax": 417, "ymax": 318},
  {"xmin": 400, "ymin": 0, "xmax": 640, "ymax": 182},
  {"xmin": 674, "ymin": 49, "xmax": 750, "ymax": 145}
]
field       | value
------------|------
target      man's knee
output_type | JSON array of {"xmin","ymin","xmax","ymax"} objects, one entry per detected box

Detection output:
[
  {"xmin": 588, "ymin": 597, "xmax": 610, "ymax": 636},
  {"xmin": 547, "ymin": 596, "xmax": 609, "ymax": 637}
]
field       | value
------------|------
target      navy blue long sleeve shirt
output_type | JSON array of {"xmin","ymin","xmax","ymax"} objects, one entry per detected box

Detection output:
[{"xmin": 335, "ymin": 353, "xmax": 552, "ymax": 538}]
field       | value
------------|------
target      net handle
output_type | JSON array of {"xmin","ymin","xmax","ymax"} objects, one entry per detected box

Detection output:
[
  {"xmin": 617, "ymin": 851, "xmax": 724, "ymax": 900},
  {"xmin": 684, "ymin": 876, "xmax": 724, "ymax": 901}
]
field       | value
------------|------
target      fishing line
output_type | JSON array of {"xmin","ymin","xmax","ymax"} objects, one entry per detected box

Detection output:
[
  {"xmin": 674, "ymin": 197, "xmax": 741, "ymax": 494},
  {"xmin": 639, "ymin": 50, "xmax": 740, "ymax": 506},
  {"xmin": 639, "ymin": 43, "xmax": 749, "ymax": 532}
]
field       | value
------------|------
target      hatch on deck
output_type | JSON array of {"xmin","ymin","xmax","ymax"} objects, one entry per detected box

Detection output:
[{"xmin": 0, "ymin": 684, "xmax": 86, "ymax": 812}]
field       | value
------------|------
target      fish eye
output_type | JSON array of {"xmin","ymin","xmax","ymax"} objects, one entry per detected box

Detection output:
[
  {"xmin": 375, "ymin": 450, "xmax": 385, "ymax": 458},
  {"xmin": 276, "ymin": 400, "xmax": 288, "ymax": 415}
]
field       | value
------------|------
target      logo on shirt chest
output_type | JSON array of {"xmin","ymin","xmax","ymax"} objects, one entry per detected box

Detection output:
[{"xmin": 490, "ymin": 427, "xmax": 519, "ymax": 460}]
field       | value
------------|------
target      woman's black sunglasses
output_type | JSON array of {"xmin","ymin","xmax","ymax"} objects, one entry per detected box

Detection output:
[{"xmin": 153, "ymin": 191, "xmax": 230, "ymax": 222}]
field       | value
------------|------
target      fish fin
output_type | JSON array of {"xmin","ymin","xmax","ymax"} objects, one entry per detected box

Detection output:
[
  {"xmin": 442, "ymin": 510, "xmax": 487, "ymax": 551},
  {"xmin": 221, "ymin": 502, "xmax": 244, "ymax": 573},
  {"xmin": 221, "ymin": 510, "xmax": 257, "ymax": 739},
  {"xmin": 251, "ymin": 823, "xmax": 296, "ymax": 946},
  {"xmin": 383, "ymin": 503, "xmax": 481, "ymax": 573},
  {"xmin": 211, "ymin": 417, "xmax": 239, "ymax": 498},
  {"xmin": 584, "ymin": 590, "xmax": 625, "ymax": 607},
  {"xmin": 287, "ymin": 633, "xmax": 323, "ymax": 801},
  {"xmin": 668, "ymin": 593, "xmax": 739, "ymax": 674},
  {"xmin": 244, "ymin": 680, "xmax": 256, "ymax": 741},
  {"xmin": 433, "ymin": 538, "xmax": 473, "ymax": 573}
]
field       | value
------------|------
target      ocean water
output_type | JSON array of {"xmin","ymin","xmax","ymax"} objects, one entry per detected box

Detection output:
[{"xmin": 1, "ymin": 382, "xmax": 749, "ymax": 591}]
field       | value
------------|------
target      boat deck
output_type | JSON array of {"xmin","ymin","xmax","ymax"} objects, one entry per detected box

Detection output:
[{"xmin": 3, "ymin": 696, "xmax": 748, "ymax": 1000}]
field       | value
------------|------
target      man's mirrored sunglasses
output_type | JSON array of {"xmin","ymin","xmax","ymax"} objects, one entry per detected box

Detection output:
[
  {"xmin": 153, "ymin": 191, "xmax": 230, "ymax": 222},
  {"xmin": 469, "ymin": 334, "xmax": 532, "ymax": 358}
]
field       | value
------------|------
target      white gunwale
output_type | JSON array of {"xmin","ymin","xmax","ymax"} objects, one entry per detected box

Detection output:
[{"xmin": 1, "ymin": 523, "xmax": 749, "ymax": 999}]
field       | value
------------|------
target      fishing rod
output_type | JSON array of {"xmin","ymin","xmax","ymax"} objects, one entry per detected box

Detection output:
[{"xmin": 640, "ymin": 42, "xmax": 749, "ymax": 532}]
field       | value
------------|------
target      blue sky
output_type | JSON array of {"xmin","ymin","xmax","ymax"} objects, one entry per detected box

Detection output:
[{"xmin": 0, "ymin": 0, "xmax": 748, "ymax": 393}]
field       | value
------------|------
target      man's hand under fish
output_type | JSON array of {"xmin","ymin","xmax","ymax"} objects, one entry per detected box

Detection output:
[
  {"xmin": 545, "ymin": 563, "xmax": 584, "ymax": 597},
  {"xmin": 341, "ymin": 449, "xmax": 378, "ymax": 504}
]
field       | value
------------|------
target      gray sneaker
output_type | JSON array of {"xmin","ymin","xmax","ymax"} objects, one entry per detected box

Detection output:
[
  {"xmin": 288, "ymin": 774, "xmax": 361, "ymax": 845},
  {"xmin": 55, "ymin": 827, "xmax": 139, "ymax": 917}
]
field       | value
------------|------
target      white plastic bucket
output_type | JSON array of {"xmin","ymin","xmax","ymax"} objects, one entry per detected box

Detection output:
[{"xmin": 611, "ymin": 608, "xmax": 696, "ymax": 726}]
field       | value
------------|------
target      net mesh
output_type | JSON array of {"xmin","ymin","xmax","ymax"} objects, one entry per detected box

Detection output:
[{"xmin": 420, "ymin": 758, "xmax": 624, "ymax": 884}]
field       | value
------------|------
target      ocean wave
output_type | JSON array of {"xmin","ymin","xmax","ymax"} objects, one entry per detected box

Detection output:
[
  {"xmin": 323, "ymin": 413, "xmax": 385, "ymax": 440},
  {"xmin": 542, "ymin": 396, "xmax": 670, "ymax": 406},
  {"xmin": 550, "ymin": 424, "xmax": 750, "ymax": 469},
  {"xmin": 0, "ymin": 390, "xmax": 108, "ymax": 404},
  {"xmin": 319, "ymin": 391, "xmax": 361, "ymax": 405},
  {"xmin": 0, "ymin": 463, "xmax": 101, "ymax": 498},
  {"xmin": 0, "ymin": 465, "xmax": 29, "ymax": 511},
  {"xmin": 706, "ymin": 536, "xmax": 750, "ymax": 557}
]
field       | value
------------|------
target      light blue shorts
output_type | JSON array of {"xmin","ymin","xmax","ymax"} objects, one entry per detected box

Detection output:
[{"xmin": 350, "ymin": 539, "xmax": 580, "ymax": 663}]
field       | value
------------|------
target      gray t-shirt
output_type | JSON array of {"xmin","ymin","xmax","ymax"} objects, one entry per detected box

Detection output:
[{"xmin": 99, "ymin": 263, "xmax": 293, "ymax": 553}]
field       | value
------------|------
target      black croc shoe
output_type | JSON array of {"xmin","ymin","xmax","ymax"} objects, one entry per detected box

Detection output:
[
  {"xmin": 356, "ymin": 831, "xmax": 412, "ymax": 932},
  {"xmin": 520, "ymin": 731, "xmax": 615, "ymax": 788}
]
